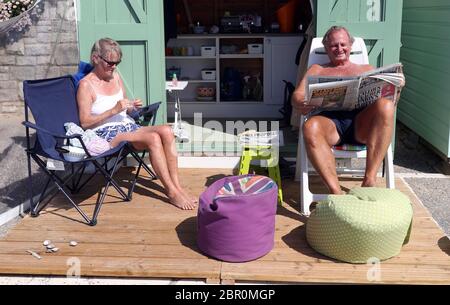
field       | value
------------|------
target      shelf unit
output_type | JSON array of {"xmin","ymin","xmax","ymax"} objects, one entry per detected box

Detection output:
[{"xmin": 166, "ymin": 34, "xmax": 303, "ymax": 118}]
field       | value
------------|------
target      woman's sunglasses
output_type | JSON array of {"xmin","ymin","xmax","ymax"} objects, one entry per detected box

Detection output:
[{"xmin": 98, "ymin": 54, "xmax": 121, "ymax": 67}]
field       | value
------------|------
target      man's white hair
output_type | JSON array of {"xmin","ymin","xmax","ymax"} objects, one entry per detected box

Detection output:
[{"xmin": 322, "ymin": 26, "xmax": 355, "ymax": 47}]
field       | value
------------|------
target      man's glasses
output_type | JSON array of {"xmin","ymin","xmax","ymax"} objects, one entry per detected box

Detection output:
[{"xmin": 98, "ymin": 54, "xmax": 121, "ymax": 67}]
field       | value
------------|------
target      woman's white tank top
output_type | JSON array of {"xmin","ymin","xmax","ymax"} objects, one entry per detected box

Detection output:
[{"xmin": 88, "ymin": 76, "xmax": 134, "ymax": 130}]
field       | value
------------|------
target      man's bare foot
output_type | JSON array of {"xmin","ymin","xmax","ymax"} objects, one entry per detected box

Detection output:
[
  {"xmin": 361, "ymin": 177, "xmax": 377, "ymax": 187},
  {"xmin": 330, "ymin": 189, "xmax": 346, "ymax": 195},
  {"xmin": 168, "ymin": 191, "xmax": 197, "ymax": 210}
]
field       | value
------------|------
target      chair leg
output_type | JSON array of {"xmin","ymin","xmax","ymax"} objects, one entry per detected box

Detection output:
[
  {"xmin": 298, "ymin": 119, "xmax": 313, "ymax": 215},
  {"xmin": 300, "ymin": 138, "xmax": 312, "ymax": 215},
  {"xmin": 30, "ymin": 177, "xmax": 53, "ymax": 217},
  {"xmin": 295, "ymin": 131, "xmax": 302, "ymax": 182},
  {"xmin": 385, "ymin": 143, "xmax": 395, "ymax": 189},
  {"xmin": 92, "ymin": 159, "xmax": 130, "ymax": 201},
  {"xmin": 130, "ymin": 150, "xmax": 157, "ymax": 180},
  {"xmin": 34, "ymin": 162, "xmax": 94, "ymax": 225},
  {"xmin": 26, "ymin": 152, "xmax": 37, "ymax": 216},
  {"xmin": 267, "ymin": 157, "xmax": 283, "ymax": 206},
  {"xmin": 239, "ymin": 149, "xmax": 251, "ymax": 175},
  {"xmin": 127, "ymin": 152, "xmax": 144, "ymax": 200},
  {"xmin": 127, "ymin": 150, "xmax": 157, "ymax": 199},
  {"xmin": 28, "ymin": 148, "xmax": 131, "ymax": 225}
]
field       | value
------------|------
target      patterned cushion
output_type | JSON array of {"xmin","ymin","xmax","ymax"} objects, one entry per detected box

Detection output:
[
  {"xmin": 306, "ymin": 187, "xmax": 413, "ymax": 264},
  {"xmin": 215, "ymin": 176, "xmax": 276, "ymax": 199},
  {"xmin": 333, "ymin": 144, "xmax": 367, "ymax": 151}
]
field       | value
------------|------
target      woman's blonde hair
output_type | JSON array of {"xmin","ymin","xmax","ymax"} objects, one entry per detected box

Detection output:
[{"xmin": 90, "ymin": 38, "xmax": 122, "ymax": 65}]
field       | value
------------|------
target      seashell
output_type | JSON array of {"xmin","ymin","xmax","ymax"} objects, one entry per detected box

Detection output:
[
  {"xmin": 43, "ymin": 240, "xmax": 51, "ymax": 246},
  {"xmin": 47, "ymin": 244, "xmax": 55, "ymax": 249},
  {"xmin": 51, "ymin": 248, "xmax": 59, "ymax": 253},
  {"xmin": 69, "ymin": 241, "xmax": 78, "ymax": 247},
  {"xmin": 26, "ymin": 250, "xmax": 42, "ymax": 260}
]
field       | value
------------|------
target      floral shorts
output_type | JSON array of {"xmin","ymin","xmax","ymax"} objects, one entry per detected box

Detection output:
[{"xmin": 95, "ymin": 123, "xmax": 141, "ymax": 142}]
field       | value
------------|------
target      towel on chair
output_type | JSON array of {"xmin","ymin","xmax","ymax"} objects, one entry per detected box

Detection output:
[{"xmin": 64, "ymin": 122, "xmax": 110, "ymax": 156}]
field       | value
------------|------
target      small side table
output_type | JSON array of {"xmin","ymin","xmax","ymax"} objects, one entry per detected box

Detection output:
[
  {"xmin": 238, "ymin": 144, "xmax": 283, "ymax": 205},
  {"xmin": 166, "ymin": 81, "xmax": 189, "ymax": 142}
]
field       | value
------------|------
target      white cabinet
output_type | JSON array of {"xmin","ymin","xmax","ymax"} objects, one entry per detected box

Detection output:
[
  {"xmin": 264, "ymin": 36, "xmax": 304, "ymax": 105},
  {"xmin": 166, "ymin": 34, "xmax": 303, "ymax": 118}
]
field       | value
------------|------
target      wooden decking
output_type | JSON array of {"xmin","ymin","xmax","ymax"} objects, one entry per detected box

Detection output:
[{"xmin": 0, "ymin": 168, "xmax": 449, "ymax": 284}]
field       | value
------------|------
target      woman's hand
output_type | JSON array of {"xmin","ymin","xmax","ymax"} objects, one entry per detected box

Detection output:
[
  {"xmin": 112, "ymin": 99, "xmax": 128, "ymax": 115},
  {"xmin": 131, "ymin": 99, "xmax": 143, "ymax": 109}
]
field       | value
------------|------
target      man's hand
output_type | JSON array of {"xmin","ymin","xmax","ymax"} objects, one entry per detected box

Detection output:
[
  {"xmin": 293, "ymin": 100, "xmax": 317, "ymax": 115},
  {"xmin": 292, "ymin": 85, "xmax": 317, "ymax": 115}
]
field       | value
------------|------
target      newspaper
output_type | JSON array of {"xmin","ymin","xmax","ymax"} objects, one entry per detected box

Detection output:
[
  {"xmin": 238, "ymin": 130, "xmax": 281, "ymax": 146},
  {"xmin": 306, "ymin": 63, "xmax": 405, "ymax": 111}
]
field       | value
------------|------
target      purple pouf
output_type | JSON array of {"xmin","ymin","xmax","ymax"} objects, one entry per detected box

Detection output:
[{"xmin": 197, "ymin": 175, "xmax": 278, "ymax": 262}]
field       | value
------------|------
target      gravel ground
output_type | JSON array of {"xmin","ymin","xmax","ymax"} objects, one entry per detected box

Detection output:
[
  {"xmin": 0, "ymin": 113, "xmax": 47, "ymax": 215},
  {"xmin": 0, "ymin": 216, "xmax": 21, "ymax": 239},
  {"xmin": 394, "ymin": 123, "xmax": 450, "ymax": 236},
  {"xmin": 404, "ymin": 177, "xmax": 450, "ymax": 236}
]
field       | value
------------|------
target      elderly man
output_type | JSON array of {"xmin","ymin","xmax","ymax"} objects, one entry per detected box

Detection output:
[{"xmin": 292, "ymin": 26, "xmax": 398, "ymax": 194}]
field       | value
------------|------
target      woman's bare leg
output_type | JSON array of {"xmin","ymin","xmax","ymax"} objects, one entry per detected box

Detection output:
[
  {"xmin": 140, "ymin": 126, "xmax": 198, "ymax": 204},
  {"xmin": 110, "ymin": 132, "xmax": 196, "ymax": 210}
]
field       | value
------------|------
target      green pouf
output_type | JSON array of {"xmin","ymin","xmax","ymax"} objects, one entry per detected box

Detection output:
[{"xmin": 306, "ymin": 187, "xmax": 413, "ymax": 264}]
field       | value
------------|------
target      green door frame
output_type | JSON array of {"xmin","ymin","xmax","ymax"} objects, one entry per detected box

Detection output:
[
  {"xmin": 315, "ymin": 0, "xmax": 403, "ymax": 67},
  {"xmin": 77, "ymin": 0, "xmax": 166, "ymax": 124}
]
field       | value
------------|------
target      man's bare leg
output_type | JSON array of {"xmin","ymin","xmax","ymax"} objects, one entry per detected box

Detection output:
[
  {"xmin": 355, "ymin": 98, "xmax": 395, "ymax": 187},
  {"xmin": 303, "ymin": 116, "xmax": 343, "ymax": 194}
]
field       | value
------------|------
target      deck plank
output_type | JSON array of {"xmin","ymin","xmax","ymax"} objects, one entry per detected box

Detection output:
[{"xmin": 0, "ymin": 168, "xmax": 448, "ymax": 284}]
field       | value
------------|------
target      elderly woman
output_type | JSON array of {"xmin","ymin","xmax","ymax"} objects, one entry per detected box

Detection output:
[
  {"xmin": 77, "ymin": 38, "xmax": 197, "ymax": 210},
  {"xmin": 292, "ymin": 26, "xmax": 402, "ymax": 195}
]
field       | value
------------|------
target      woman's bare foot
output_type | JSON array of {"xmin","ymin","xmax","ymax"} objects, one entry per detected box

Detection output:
[
  {"xmin": 177, "ymin": 186, "xmax": 198, "ymax": 204},
  {"xmin": 167, "ymin": 191, "xmax": 196, "ymax": 210}
]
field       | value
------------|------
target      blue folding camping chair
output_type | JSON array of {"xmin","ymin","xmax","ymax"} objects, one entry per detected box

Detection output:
[{"xmin": 23, "ymin": 75, "xmax": 160, "ymax": 226}]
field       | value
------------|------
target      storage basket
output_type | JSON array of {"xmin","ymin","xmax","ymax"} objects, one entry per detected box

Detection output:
[
  {"xmin": 201, "ymin": 69, "xmax": 216, "ymax": 80},
  {"xmin": 248, "ymin": 44, "xmax": 263, "ymax": 54},
  {"xmin": 201, "ymin": 46, "xmax": 216, "ymax": 57}
]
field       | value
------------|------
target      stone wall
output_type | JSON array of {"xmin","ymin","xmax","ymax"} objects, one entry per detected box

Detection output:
[{"xmin": 0, "ymin": 0, "xmax": 78, "ymax": 114}]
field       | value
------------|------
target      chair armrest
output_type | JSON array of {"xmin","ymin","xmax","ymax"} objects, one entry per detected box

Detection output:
[
  {"xmin": 23, "ymin": 121, "xmax": 77, "ymax": 139},
  {"xmin": 130, "ymin": 102, "xmax": 162, "ymax": 126},
  {"xmin": 22, "ymin": 121, "xmax": 92, "ymax": 157}
]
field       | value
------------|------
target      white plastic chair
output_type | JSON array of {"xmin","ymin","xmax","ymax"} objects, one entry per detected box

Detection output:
[{"xmin": 294, "ymin": 37, "xmax": 395, "ymax": 215}]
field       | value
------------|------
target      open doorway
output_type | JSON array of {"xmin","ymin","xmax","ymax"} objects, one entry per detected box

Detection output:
[{"xmin": 164, "ymin": 0, "xmax": 313, "ymax": 120}]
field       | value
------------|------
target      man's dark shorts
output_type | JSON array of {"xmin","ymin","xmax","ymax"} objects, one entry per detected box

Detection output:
[{"xmin": 314, "ymin": 109, "xmax": 364, "ymax": 145}]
